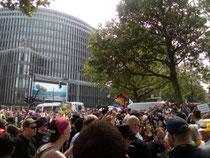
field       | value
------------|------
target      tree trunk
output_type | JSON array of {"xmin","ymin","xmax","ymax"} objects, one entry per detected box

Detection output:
[
  {"xmin": 170, "ymin": 68, "xmax": 183, "ymax": 106},
  {"xmin": 134, "ymin": 89, "xmax": 140, "ymax": 102}
]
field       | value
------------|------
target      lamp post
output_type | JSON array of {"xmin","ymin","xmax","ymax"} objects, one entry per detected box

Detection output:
[{"xmin": 76, "ymin": 70, "xmax": 82, "ymax": 102}]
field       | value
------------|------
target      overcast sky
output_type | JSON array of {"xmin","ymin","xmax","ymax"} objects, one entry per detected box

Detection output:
[{"xmin": 50, "ymin": 0, "xmax": 121, "ymax": 28}]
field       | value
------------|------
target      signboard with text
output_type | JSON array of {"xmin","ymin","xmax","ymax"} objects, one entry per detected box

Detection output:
[{"xmin": 197, "ymin": 103, "xmax": 210, "ymax": 114}]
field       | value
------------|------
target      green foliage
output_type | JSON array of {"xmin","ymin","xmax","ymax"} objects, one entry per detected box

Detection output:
[
  {"xmin": 0, "ymin": 0, "xmax": 51, "ymax": 17},
  {"xmin": 84, "ymin": 0, "xmax": 209, "ymax": 105},
  {"xmin": 96, "ymin": 100, "xmax": 103, "ymax": 109},
  {"xmin": 161, "ymin": 70, "xmax": 207, "ymax": 103}
]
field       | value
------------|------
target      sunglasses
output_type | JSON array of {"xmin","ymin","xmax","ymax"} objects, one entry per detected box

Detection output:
[{"xmin": 28, "ymin": 126, "xmax": 37, "ymax": 129}]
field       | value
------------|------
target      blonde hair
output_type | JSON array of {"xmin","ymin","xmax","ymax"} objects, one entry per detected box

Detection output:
[{"xmin": 189, "ymin": 124, "xmax": 202, "ymax": 141}]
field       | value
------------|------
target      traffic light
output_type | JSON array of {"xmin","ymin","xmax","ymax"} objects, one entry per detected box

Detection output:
[
  {"xmin": 24, "ymin": 97, "xmax": 35, "ymax": 105},
  {"xmin": 24, "ymin": 97, "xmax": 29, "ymax": 103}
]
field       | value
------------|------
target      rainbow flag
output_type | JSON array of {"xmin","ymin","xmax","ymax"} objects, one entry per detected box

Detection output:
[{"xmin": 114, "ymin": 97, "xmax": 126, "ymax": 108}]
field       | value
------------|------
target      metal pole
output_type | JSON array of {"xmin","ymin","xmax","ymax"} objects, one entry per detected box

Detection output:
[
  {"xmin": 76, "ymin": 71, "xmax": 80, "ymax": 101},
  {"xmin": 53, "ymin": 87, "xmax": 54, "ymax": 101}
]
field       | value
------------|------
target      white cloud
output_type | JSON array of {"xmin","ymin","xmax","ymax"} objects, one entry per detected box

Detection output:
[{"xmin": 49, "ymin": 0, "xmax": 121, "ymax": 28}]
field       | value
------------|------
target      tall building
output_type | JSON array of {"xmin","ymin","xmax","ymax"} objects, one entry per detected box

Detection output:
[{"xmin": 0, "ymin": 8, "xmax": 111, "ymax": 107}]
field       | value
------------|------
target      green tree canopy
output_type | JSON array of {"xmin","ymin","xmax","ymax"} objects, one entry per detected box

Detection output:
[
  {"xmin": 161, "ymin": 67, "xmax": 207, "ymax": 103},
  {"xmin": 0, "ymin": 0, "xmax": 51, "ymax": 17},
  {"xmin": 85, "ymin": 0, "xmax": 209, "ymax": 105}
]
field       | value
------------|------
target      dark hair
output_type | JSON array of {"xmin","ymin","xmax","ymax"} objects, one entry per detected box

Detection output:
[
  {"xmin": 73, "ymin": 120, "xmax": 126, "ymax": 158},
  {"xmin": 130, "ymin": 111, "xmax": 142, "ymax": 118},
  {"xmin": 71, "ymin": 115, "xmax": 80, "ymax": 125},
  {"xmin": 6, "ymin": 125, "xmax": 19, "ymax": 138},
  {"xmin": 0, "ymin": 119, "xmax": 7, "ymax": 129},
  {"xmin": 7, "ymin": 117, "xmax": 15, "ymax": 124},
  {"xmin": 74, "ymin": 118, "xmax": 84, "ymax": 132},
  {"xmin": 193, "ymin": 111, "xmax": 201, "ymax": 119},
  {"xmin": 0, "ymin": 134, "xmax": 14, "ymax": 157},
  {"xmin": 48, "ymin": 120, "xmax": 60, "ymax": 143},
  {"xmin": 177, "ymin": 112, "xmax": 187, "ymax": 120}
]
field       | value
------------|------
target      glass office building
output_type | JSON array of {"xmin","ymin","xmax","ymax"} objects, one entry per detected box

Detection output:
[{"xmin": 0, "ymin": 8, "xmax": 111, "ymax": 107}]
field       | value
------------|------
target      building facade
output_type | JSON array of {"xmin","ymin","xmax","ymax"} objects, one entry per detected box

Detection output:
[{"xmin": 0, "ymin": 8, "xmax": 111, "ymax": 107}]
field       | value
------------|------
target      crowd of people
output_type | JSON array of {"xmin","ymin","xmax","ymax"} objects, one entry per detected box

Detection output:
[{"xmin": 0, "ymin": 102, "xmax": 210, "ymax": 158}]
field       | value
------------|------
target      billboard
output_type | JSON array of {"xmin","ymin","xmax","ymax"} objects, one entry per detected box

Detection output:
[{"xmin": 32, "ymin": 81, "xmax": 67, "ymax": 101}]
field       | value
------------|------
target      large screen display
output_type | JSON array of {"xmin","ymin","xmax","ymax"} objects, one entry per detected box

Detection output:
[{"xmin": 32, "ymin": 81, "xmax": 67, "ymax": 101}]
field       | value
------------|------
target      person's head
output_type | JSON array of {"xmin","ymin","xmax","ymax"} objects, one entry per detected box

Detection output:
[
  {"xmin": 6, "ymin": 125, "xmax": 19, "ymax": 138},
  {"xmin": 192, "ymin": 110, "xmax": 201, "ymax": 122},
  {"xmin": 167, "ymin": 117, "xmax": 191, "ymax": 147},
  {"xmin": 0, "ymin": 134, "xmax": 15, "ymax": 158},
  {"xmin": 130, "ymin": 111, "xmax": 143, "ymax": 124},
  {"xmin": 36, "ymin": 117, "xmax": 48, "ymax": 134},
  {"xmin": 189, "ymin": 124, "xmax": 202, "ymax": 141},
  {"xmin": 117, "ymin": 125, "xmax": 135, "ymax": 151},
  {"xmin": 154, "ymin": 127, "xmax": 165, "ymax": 145},
  {"xmin": 5, "ymin": 112, "xmax": 12, "ymax": 120},
  {"xmin": 74, "ymin": 118, "xmax": 84, "ymax": 132},
  {"xmin": 48, "ymin": 117, "xmax": 71, "ymax": 143},
  {"xmin": 71, "ymin": 114, "xmax": 80, "ymax": 125},
  {"xmin": 126, "ymin": 115, "xmax": 140, "ymax": 133},
  {"xmin": 73, "ymin": 120, "xmax": 127, "ymax": 158},
  {"xmin": 198, "ymin": 119, "xmax": 210, "ymax": 142},
  {"xmin": 6, "ymin": 117, "xmax": 15, "ymax": 125},
  {"xmin": 22, "ymin": 118, "xmax": 37, "ymax": 139},
  {"xmin": 82, "ymin": 114, "xmax": 98, "ymax": 129},
  {"xmin": 0, "ymin": 119, "xmax": 7, "ymax": 130}
]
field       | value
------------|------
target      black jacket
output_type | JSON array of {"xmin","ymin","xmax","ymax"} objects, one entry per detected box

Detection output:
[
  {"xmin": 127, "ymin": 136, "xmax": 152, "ymax": 158},
  {"xmin": 34, "ymin": 132, "xmax": 49, "ymax": 149},
  {"xmin": 148, "ymin": 141, "xmax": 166, "ymax": 158},
  {"xmin": 166, "ymin": 144, "xmax": 210, "ymax": 158},
  {"xmin": 12, "ymin": 134, "xmax": 37, "ymax": 158}
]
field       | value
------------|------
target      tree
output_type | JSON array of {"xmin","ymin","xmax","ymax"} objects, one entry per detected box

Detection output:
[
  {"xmin": 85, "ymin": 0, "xmax": 209, "ymax": 105},
  {"xmin": 0, "ymin": 0, "xmax": 51, "ymax": 17},
  {"xmin": 84, "ymin": 59, "xmax": 168, "ymax": 102},
  {"xmin": 161, "ymin": 61, "xmax": 209, "ymax": 103},
  {"xmin": 161, "ymin": 81, "xmax": 206, "ymax": 103}
]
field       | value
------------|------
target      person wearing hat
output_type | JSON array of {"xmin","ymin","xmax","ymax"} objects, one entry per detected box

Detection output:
[
  {"xmin": 12, "ymin": 118, "xmax": 37, "ymax": 158},
  {"xmin": 34, "ymin": 117, "xmax": 71, "ymax": 158},
  {"xmin": 117, "ymin": 125, "xmax": 136, "ymax": 151},
  {"xmin": 33, "ymin": 117, "xmax": 49, "ymax": 149},
  {"xmin": 198, "ymin": 119, "xmax": 210, "ymax": 151},
  {"xmin": 165, "ymin": 117, "xmax": 210, "ymax": 158}
]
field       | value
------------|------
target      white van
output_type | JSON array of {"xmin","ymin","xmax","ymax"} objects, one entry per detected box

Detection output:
[
  {"xmin": 36, "ymin": 102, "xmax": 85, "ymax": 112},
  {"xmin": 127, "ymin": 101, "xmax": 166, "ymax": 111},
  {"xmin": 65, "ymin": 102, "xmax": 85, "ymax": 111},
  {"xmin": 36, "ymin": 102, "xmax": 61, "ymax": 112}
]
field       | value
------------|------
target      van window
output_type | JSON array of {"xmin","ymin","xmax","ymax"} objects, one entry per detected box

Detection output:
[{"xmin": 44, "ymin": 107, "xmax": 53, "ymax": 111}]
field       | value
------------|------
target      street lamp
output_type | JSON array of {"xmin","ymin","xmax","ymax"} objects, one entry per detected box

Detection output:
[{"xmin": 76, "ymin": 70, "xmax": 82, "ymax": 101}]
